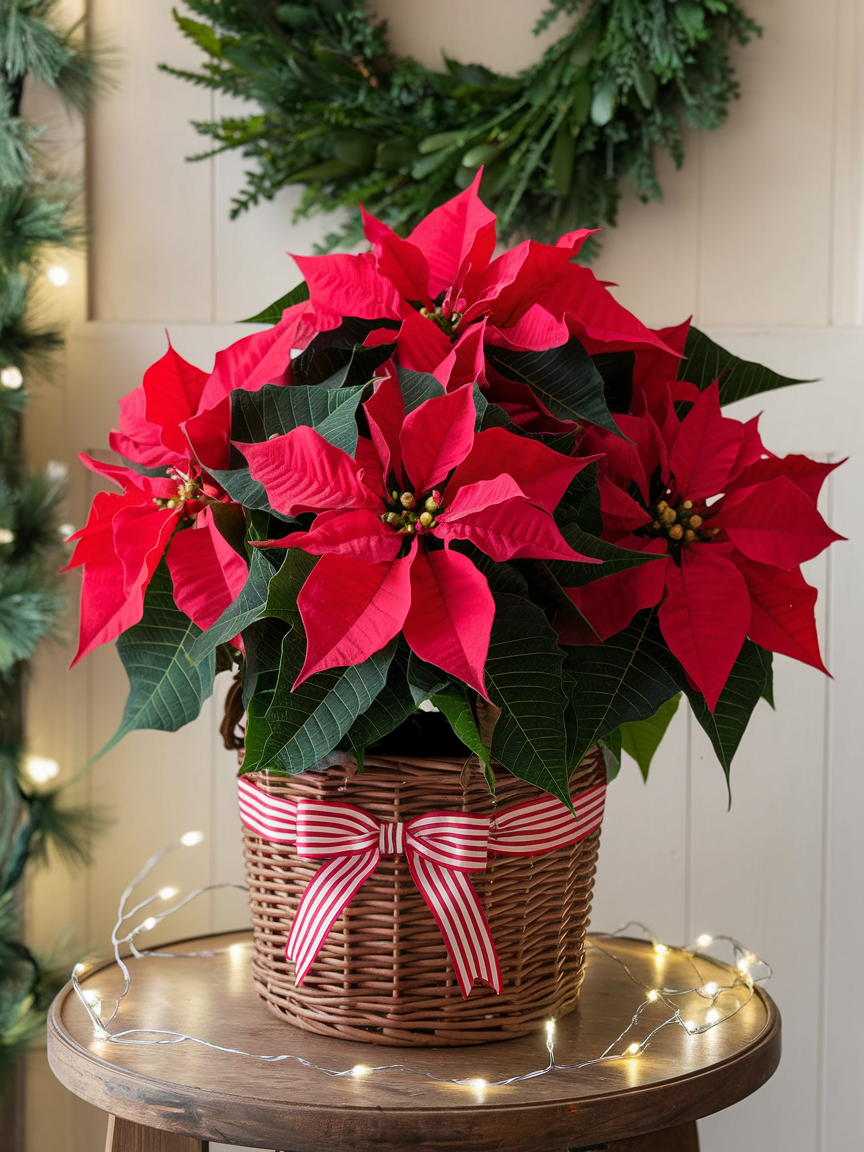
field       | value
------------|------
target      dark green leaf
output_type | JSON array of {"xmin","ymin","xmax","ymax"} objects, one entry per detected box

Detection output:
[
  {"xmin": 685, "ymin": 641, "xmax": 773, "ymax": 794},
  {"xmin": 98, "ymin": 563, "xmax": 215, "ymax": 758},
  {"xmin": 678, "ymin": 326, "xmax": 812, "ymax": 406},
  {"xmin": 206, "ymin": 462, "xmax": 278, "ymax": 514},
  {"xmin": 599, "ymin": 727, "xmax": 622, "ymax": 781},
  {"xmin": 231, "ymin": 382, "xmax": 367, "ymax": 453},
  {"xmin": 292, "ymin": 318, "xmax": 399, "ymax": 387},
  {"xmin": 487, "ymin": 339, "xmax": 624, "ymax": 435},
  {"xmin": 239, "ymin": 280, "xmax": 310, "ymax": 324},
  {"xmin": 547, "ymin": 521, "xmax": 663, "ymax": 588},
  {"xmin": 761, "ymin": 655, "xmax": 775, "ymax": 709},
  {"xmin": 619, "ymin": 693, "xmax": 681, "ymax": 780},
  {"xmin": 258, "ymin": 636, "xmax": 395, "ymax": 773},
  {"xmin": 592, "ymin": 350, "xmax": 635, "ymax": 413},
  {"xmin": 240, "ymin": 617, "xmax": 290, "ymax": 770},
  {"xmin": 261, "ymin": 546, "xmax": 318, "ymax": 626},
  {"xmin": 433, "ymin": 684, "xmax": 491, "ymax": 769},
  {"xmin": 555, "ymin": 461, "xmax": 603, "ymax": 536},
  {"xmin": 484, "ymin": 593, "xmax": 572, "ymax": 807},
  {"xmin": 187, "ymin": 546, "xmax": 274, "ymax": 665},
  {"xmin": 342, "ymin": 647, "xmax": 420, "ymax": 765},
  {"xmin": 563, "ymin": 610, "xmax": 685, "ymax": 770},
  {"xmin": 510, "ymin": 557, "xmax": 600, "ymax": 645},
  {"xmin": 317, "ymin": 341, "xmax": 395, "ymax": 390},
  {"xmin": 405, "ymin": 650, "xmax": 450, "ymax": 703},
  {"xmin": 397, "ymin": 366, "xmax": 445, "ymax": 412}
]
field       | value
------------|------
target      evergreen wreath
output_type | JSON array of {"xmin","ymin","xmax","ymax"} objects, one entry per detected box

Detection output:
[{"xmin": 164, "ymin": 0, "xmax": 761, "ymax": 255}]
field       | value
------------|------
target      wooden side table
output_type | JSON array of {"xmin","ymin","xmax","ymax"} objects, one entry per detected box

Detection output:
[{"xmin": 47, "ymin": 931, "xmax": 780, "ymax": 1152}]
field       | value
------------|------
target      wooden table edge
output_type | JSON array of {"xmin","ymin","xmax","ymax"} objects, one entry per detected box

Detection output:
[{"xmin": 47, "ymin": 943, "xmax": 782, "ymax": 1151}]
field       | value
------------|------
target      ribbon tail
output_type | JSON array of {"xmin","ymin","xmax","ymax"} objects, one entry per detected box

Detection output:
[
  {"xmin": 287, "ymin": 849, "xmax": 379, "ymax": 984},
  {"xmin": 408, "ymin": 852, "xmax": 502, "ymax": 998}
]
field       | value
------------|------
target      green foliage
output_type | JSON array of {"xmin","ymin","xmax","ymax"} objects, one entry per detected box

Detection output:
[
  {"xmin": 101, "ymin": 563, "xmax": 217, "ymax": 757},
  {"xmin": 163, "ymin": 0, "xmax": 760, "ymax": 253},
  {"xmin": 487, "ymin": 339, "xmax": 623, "ymax": 433},
  {"xmin": 562, "ymin": 609, "xmax": 686, "ymax": 770},
  {"xmin": 0, "ymin": 0, "xmax": 101, "ymax": 1087},
  {"xmin": 619, "ymin": 693, "xmax": 681, "ymax": 780},
  {"xmin": 484, "ymin": 593, "xmax": 572, "ymax": 809},
  {"xmin": 678, "ymin": 325, "xmax": 812, "ymax": 405},
  {"xmin": 684, "ymin": 641, "xmax": 772, "ymax": 798}
]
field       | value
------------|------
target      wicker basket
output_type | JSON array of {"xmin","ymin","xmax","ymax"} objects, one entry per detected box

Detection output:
[{"xmin": 242, "ymin": 748, "xmax": 605, "ymax": 1047}]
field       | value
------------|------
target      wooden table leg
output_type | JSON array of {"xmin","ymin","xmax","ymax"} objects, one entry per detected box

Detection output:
[
  {"xmin": 105, "ymin": 1115, "xmax": 208, "ymax": 1151},
  {"xmin": 604, "ymin": 1121, "xmax": 699, "ymax": 1151}
]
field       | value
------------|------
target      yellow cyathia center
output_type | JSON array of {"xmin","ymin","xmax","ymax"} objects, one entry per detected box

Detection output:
[
  {"xmin": 152, "ymin": 469, "xmax": 202, "ymax": 512},
  {"xmin": 419, "ymin": 305, "xmax": 462, "ymax": 338},
  {"xmin": 645, "ymin": 499, "xmax": 719, "ymax": 545},
  {"xmin": 382, "ymin": 490, "xmax": 442, "ymax": 536}
]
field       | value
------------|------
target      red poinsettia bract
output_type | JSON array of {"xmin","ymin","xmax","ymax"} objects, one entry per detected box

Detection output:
[
  {"xmin": 240, "ymin": 378, "xmax": 598, "ymax": 696},
  {"xmin": 571, "ymin": 381, "xmax": 843, "ymax": 709}
]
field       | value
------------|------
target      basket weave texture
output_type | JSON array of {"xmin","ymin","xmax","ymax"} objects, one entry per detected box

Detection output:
[{"xmin": 243, "ymin": 748, "xmax": 605, "ymax": 1047}]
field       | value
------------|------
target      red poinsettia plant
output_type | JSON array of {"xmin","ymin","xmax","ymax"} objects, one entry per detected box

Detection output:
[{"xmin": 66, "ymin": 176, "xmax": 843, "ymax": 804}]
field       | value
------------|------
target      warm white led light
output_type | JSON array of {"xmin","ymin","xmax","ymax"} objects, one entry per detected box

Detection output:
[
  {"xmin": 81, "ymin": 990, "xmax": 101, "ymax": 1014},
  {"xmin": 25, "ymin": 755, "xmax": 59, "ymax": 784},
  {"xmin": 73, "ymin": 962, "xmax": 88, "ymax": 975},
  {"xmin": 545, "ymin": 1020, "xmax": 555, "ymax": 1039},
  {"xmin": 647, "ymin": 989, "xmax": 659, "ymax": 1001},
  {"xmin": 158, "ymin": 887, "xmax": 177, "ymax": 901},
  {"xmin": 45, "ymin": 460, "xmax": 68, "ymax": 483},
  {"xmin": 706, "ymin": 1009, "xmax": 720, "ymax": 1023},
  {"xmin": 696, "ymin": 934, "xmax": 713, "ymax": 947},
  {"xmin": 683, "ymin": 1020, "xmax": 696, "ymax": 1034},
  {"xmin": 627, "ymin": 1042, "xmax": 641, "ymax": 1055},
  {"xmin": 58, "ymin": 522, "xmax": 76, "ymax": 541},
  {"xmin": 653, "ymin": 942, "xmax": 669, "ymax": 955},
  {"xmin": 1, "ymin": 367, "xmax": 23, "ymax": 389},
  {"xmin": 469, "ymin": 1078, "xmax": 487, "ymax": 1090},
  {"xmin": 701, "ymin": 982, "xmax": 719, "ymax": 997},
  {"xmin": 46, "ymin": 264, "xmax": 70, "ymax": 286},
  {"xmin": 352, "ymin": 1064, "xmax": 371, "ymax": 1076},
  {"xmin": 141, "ymin": 917, "xmax": 158, "ymax": 931},
  {"xmin": 0, "ymin": 528, "xmax": 14, "ymax": 545},
  {"xmin": 180, "ymin": 830, "xmax": 204, "ymax": 846}
]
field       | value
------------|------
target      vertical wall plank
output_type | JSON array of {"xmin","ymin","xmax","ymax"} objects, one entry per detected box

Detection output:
[
  {"xmin": 689, "ymin": 601, "xmax": 828, "ymax": 1152},
  {"xmin": 829, "ymin": 0, "xmax": 864, "ymax": 325},
  {"xmin": 697, "ymin": 1, "xmax": 837, "ymax": 327},
  {"xmin": 590, "ymin": 709, "xmax": 690, "ymax": 946},
  {"xmin": 88, "ymin": 0, "xmax": 214, "ymax": 321}
]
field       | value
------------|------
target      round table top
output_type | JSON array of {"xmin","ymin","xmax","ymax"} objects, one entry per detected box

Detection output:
[{"xmin": 48, "ymin": 930, "xmax": 780, "ymax": 1152}]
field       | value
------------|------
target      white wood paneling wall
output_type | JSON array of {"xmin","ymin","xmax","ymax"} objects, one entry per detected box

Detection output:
[{"xmin": 21, "ymin": 2, "xmax": 864, "ymax": 1150}]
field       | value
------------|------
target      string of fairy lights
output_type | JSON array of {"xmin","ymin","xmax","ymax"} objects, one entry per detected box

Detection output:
[{"xmin": 69, "ymin": 831, "xmax": 772, "ymax": 1097}]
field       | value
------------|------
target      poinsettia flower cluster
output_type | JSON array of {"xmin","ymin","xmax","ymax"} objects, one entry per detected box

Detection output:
[
  {"xmin": 243, "ymin": 373, "xmax": 597, "ymax": 696},
  {"xmin": 66, "ymin": 175, "xmax": 844, "ymax": 796},
  {"xmin": 573, "ymin": 369, "xmax": 842, "ymax": 708},
  {"xmin": 65, "ymin": 348, "xmax": 248, "ymax": 663}
]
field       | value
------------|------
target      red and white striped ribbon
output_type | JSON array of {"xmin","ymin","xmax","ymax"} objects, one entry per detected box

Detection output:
[{"xmin": 238, "ymin": 776, "xmax": 606, "ymax": 999}]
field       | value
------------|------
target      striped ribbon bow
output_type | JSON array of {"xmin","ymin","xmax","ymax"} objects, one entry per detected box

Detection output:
[{"xmin": 238, "ymin": 776, "xmax": 606, "ymax": 999}]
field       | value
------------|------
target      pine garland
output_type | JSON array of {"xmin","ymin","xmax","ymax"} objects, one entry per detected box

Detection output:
[
  {"xmin": 164, "ymin": 0, "xmax": 760, "ymax": 254},
  {"xmin": 0, "ymin": 0, "xmax": 101, "ymax": 1091}
]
